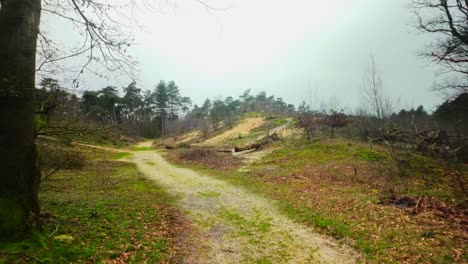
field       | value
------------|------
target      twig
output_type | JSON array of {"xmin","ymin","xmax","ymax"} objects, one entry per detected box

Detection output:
[
  {"xmin": 48, "ymin": 224, "xmax": 60, "ymax": 238},
  {"xmin": 414, "ymin": 196, "xmax": 424, "ymax": 214},
  {"xmin": 220, "ymin": 249, "xmax": 236, "ymax": 253}
]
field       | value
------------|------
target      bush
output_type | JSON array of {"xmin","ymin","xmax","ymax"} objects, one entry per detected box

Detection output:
[
  {"xmin": 170, "ymin": 148, "xmax": 240, "ymax": 170},
  {"xmin": 177, "ymin": 148, "xmax": 214, "ymax": 160},
  {"xmin": 38, "ymin": 141, "xmax": 85, "ymax": 181}
]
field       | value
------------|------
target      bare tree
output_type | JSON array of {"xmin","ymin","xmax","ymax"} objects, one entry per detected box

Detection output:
[
  {"xmin": 412, "ymin": 0, "xmax": 468, "ymax": 94},
  {"xmin": 324, "ymin": 109, "xmax": 350, "ymax": 137},
  {"xmin": 37, "ymin": 0, "xmax": 143, "ymax": 85},
  {"xmin": 361, "ymin": 56, "xmax": 393, "ymax": 124},
  {"xmin": 298, "ymin": 113, "xmax": 324, "ymax": 140}
]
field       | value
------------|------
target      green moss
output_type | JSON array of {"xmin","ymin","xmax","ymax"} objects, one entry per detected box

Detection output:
[
  {"xmin": 220, "ymin": 209, "xmax": 272, "ymax": 234},
  {"xmin": 263, "ymin": 140, "xmax": 353, "ymax": 165},
  {"xmin": 273, "ymin": 118, "xmax": 288, "ymax": 127},
  {"xmin": 111, "ymin": 152, "xmax": 133, "ymax": 160},
  {"xmin": 278, "ymin": 202, "xmax": 351, "ymax": 239},
  {"xmin": 250, "ymin": 127, "xmax": 266, "ymax": 133},
  {"xmin": 130, "ymin": 146, "xmax": 154, "ymax": 151},
  {"xmin": 243, "ymin": 112, "xmax": 263, "ymax": 118},
  {"xmin": 198, "ymin": 191, "xmax": 221, "ymax": 198},
  {"xmin": 355, "ymin": 149, "xmax": 388, "ymax": 162},
  {"xmin": 0, "ymin": 198, "xmax": 26, "ymax": 240},
  {"xmin": 290, "ymin": 119, "xmax": 299, "ymax": 127}
]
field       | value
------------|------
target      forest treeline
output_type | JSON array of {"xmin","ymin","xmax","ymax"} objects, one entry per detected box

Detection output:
[
  {"xmin": 37, "ymin": 77, "xmax": 468, "ymax": 143},
  {"xmin": 36, "ymin": 78, "xmax": 297, "ymax": 139}
]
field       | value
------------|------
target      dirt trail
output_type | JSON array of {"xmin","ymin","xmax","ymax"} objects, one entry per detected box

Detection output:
[
  {"xmin": 128, "ymin": 142, "xmax": 361, "ymax": 263},
  {"xmin": 203, "ymin": 117, "xmax": 266, "ymax": 146}
]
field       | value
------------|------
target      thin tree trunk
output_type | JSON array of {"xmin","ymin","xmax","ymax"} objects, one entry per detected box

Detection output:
[{"xmin": 0, "ymin": 0, "xmax": 42, "ymax": 239}]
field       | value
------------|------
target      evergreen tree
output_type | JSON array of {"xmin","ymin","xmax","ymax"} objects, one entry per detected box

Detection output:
[
  {"xmin": 166, "ymin": 81, "xmax": 181, "ymax": 120},
  {"xmin": 210, "ymin": 98, "xmax": 226, "ymax": 128},
  {"xmin": 121, "ymin": 81, "xmax": 143, "ymax": 121},
  {"xmin": 154, "ymin": 81, "xmax": 169, "ymax": 117}
]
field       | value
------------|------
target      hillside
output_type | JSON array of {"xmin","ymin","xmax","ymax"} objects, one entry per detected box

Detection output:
[{"xmin": 163, "ymin": 114, "xmax": 467, "ymax": 263}]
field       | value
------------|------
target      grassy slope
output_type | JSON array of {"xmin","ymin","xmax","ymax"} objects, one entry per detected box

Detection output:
[
  {"xmin": 165, "ymin": 136, "xmax": 467, "ymax": 263},
  {"xmin": 0, "ymin": 145, "xmax": 193, "ymax": 263}
]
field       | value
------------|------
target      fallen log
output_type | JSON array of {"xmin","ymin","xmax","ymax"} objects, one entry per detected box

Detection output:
[
  {"xmin": 166, "ymin": 144, "xmax": 232, "ymax": 153},
  {"xmin": 164, "ymin": 144, "xmax": 176, "ymax": 150},
  {"xmin": 234, "ymin": 141, "xmax": 265, "ymax": 152},
  {"xmin": 216, "ymin": 148, "xmax": 233, "ymax": 153},
  {"xmin": 191, "ymin": 146, "xmax": 232, "ymax": 153},
  {"xmin": 234, "ymin": 132, "xmax": 279, "ymax": 152}
]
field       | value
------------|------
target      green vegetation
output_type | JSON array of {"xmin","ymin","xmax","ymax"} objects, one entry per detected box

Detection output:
[
  {"xmin": 130, "ymin": 146, "xmax": 155, "ymax": 151},
  {"xmin": 198, "ymin": 191, "xmax": 221, "ymax": 198},
  {"xmin": 272, "ymin": 118, "xmax": 288, "ymax": 127},
  {"xmin": 219, "ymin": 208, "xmax": 272, "ymax": 234},
  {"xmin": 356, "ymin": 148, "xmax": 387, "ymax": 162},
  {"xmin": 166, "ymin": 137, "xmax": 467, "ymax": 263},
  {"xmin": 0, "ymin": 199, "xmax": 25, "ymax": 239},
  {"xmin": 260, "ymin": 138, "xmax": 388, "ymax": 165},
  {"xmin": 111, "ymin": 152, "xmax": 133, "ymax": 160},
  {"xmin": 243, "ymin": 112, "xmax": 263, "ymax": 118},
  {"xmin": 0, "ymin": 148, "xmax": 190, "ymax": 263}
]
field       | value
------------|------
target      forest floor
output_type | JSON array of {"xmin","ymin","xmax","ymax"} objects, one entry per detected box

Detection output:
[{"xmin": 126, "ymin": 141, "xmax": 361, "ymax": 263}]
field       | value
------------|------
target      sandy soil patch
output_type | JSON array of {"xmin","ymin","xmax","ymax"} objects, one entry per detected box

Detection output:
[{"xmin": 203, "ymin": 118, "xmax": 266, "ymax": 145}]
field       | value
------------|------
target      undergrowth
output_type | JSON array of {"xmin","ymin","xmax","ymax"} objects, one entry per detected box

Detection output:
[
  {"xmin": 167, "ymin": 137, "xmax": 468, "ymax": 263},
  {"xmin": 0, "ymin": 146, "xmax": 191, "ymax": 263},
  {"xmin": 168, "ymin": 148, "xmax": 241, "ymax": 170}
]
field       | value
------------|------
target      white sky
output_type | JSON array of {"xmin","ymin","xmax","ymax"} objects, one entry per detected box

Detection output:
[{"xmin": 47, "ymin": 0, "xmax": 448, "ymax": 111}]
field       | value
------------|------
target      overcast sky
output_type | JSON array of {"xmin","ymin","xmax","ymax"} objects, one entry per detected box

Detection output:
[{"xmin": 49, "ymin": 0, "xmax": 448, "ymax": 111}]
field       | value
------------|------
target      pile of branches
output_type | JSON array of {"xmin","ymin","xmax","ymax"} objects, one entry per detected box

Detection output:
[
  {"xmin": 372, "ymin": 129, "xmax": 467, "ymax": 210},
  {"xmin": 370, "ymin": 129, "xmax": 467, "ymax": 162},
  {"xmin": 234, "ymin": 132, "xmax": 280, "ymax": 152},
  {"xmin": 169, "ymin": 148, "xmax": 241, "ymax": 170}
]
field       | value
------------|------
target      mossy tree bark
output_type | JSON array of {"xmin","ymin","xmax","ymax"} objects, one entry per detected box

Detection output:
[{"xmin": 0, "ymin": 0, "xmax": 41, "ymax": 239}]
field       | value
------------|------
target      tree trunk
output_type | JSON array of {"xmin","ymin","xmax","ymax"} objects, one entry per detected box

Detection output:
[
  {"xmin": 0, "ymin": 0, "xmax": 42, "ymax": 240},
  {"xmin": 234, "ymin": 132, "xmax": 279, "ymax": 152}
]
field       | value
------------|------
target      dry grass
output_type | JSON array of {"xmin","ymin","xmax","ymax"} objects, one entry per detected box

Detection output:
[
  {"xmin": 168, "ymin": 148, "xmax": 241, "ymax": 170},
  {"xmin": 170, "ymin": 137, "xmax": 468, "ymax": 263}
]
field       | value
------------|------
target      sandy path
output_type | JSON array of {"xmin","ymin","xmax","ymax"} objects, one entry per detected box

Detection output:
[
  {"xmin": 128, "ymin": 142, "xmax": 360, "ymax": 263},
  {"xmin": 203, "ymin": 117, "xmax": 266, "ymax": 146}
]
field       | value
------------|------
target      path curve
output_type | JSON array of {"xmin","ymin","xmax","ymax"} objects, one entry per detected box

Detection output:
[{"xmin": 129, "ymin": 142, "xmax": 361, "ymax": 263}]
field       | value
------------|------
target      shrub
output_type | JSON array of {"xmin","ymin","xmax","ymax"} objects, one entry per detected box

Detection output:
[
  {"xmin": 170, "ymin": 148, "xmax": 240, "ymax": 170},
  {"xmin": 38, "ymin": 141, "xmax": 85, "ymax": 181}
]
